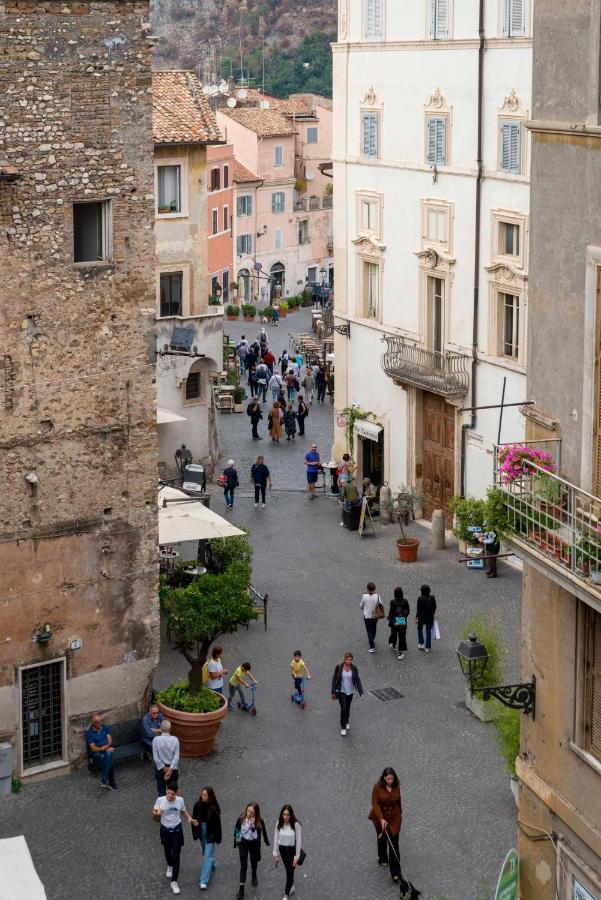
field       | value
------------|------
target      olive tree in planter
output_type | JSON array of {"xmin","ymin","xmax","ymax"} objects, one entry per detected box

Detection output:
[
  {"xmin": 458, "ymin": 614, "xmax": 506, "ymax": 722},
  {"xmin": 158, "ymin": 557, "xmax": 256, "ymax": 756},
  {"xmin": 383, "ymin": 487, "xmax": 423, "ymax": 562},
  {"xmin": 226, "ymin": 304, "xmax": 240, "ymax": 321}
]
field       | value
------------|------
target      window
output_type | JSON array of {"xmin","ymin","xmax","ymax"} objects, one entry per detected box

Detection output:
[
  {"xmin": 364, "ymin": 0, "xmax": 383, "ymax": 40},
  {"xmin": 157, "ymin": 165, "xmax": 181, "ymax": 212},
  {"xmin": 237, "ymin": 234, "xmax": 253, "ymax": 256},
  {"xmin": 185, "ymin": 371, "xmax": 201, "ymax": 401},
  {"xmin": 306, "ymin": 127, "xmax": 318, "ymax": 144},
  {"xmin": 357, "ymin": 191, "xmax": 383, "ymax": 240},
  {"xmin": 211, "ymin": 273, "xmax": 219, "ymax": 299},
  {"xmin": 503, "ymin": 0, "xmax": 525, "ymax": 37},
  {"xmin": 426, "ymin": 208, "xmax": 447, "ymax": 243},
  {"xmin": 426, "ymin": 116, "xmax": 447, "ymax": 166},
  {"xmin": 159, "ymin": 272, "xmax": 183, "ymax": 317},
  {"xmin": 223, "ymin": 164, "xmax": 229, "ymax": 188},
  {"xmin": 212, "ymin": 208, "xmax": 218, "ymax": 235},
  {"xmin": 585, "ymin": 606, "xmax": 601, "ymax": 761},
  {"xmin": 223, "ymin": 205, "xmax": 229, "ymax": 231},
  {"xmin": 500, "ymin": 292, "xmax": 520, "ymax": 358},
  {"xmin": 274, "ymin": 228, "xmax": 282, "ymax": 251},
  {"xmin": 499, "ymin": 121, "xmax": 522, "ymax": 174},
  {"xmin": 307, "ymin": 265, "xmax": 318, "ymax": 283},
  {"xmin": 430, "ymin": 0, "xmax": 449, "ymax": 38},
  {"xmin": 210, "ymin": 167, "xmax": 221, "ymax": 191},
  {"xmin": 499, "ymin": 221, "xmax": 519, "ymax": 257},
  {"xmin": 272, "ymin": 191, "xmax": 286, "ymax": 213},
  {"xmin": 363, "ymin": 261, "xmax": 379, "ymax": 318},
  {"xmin": 361, "ymin": 111, "xmax": 379, "ymax": 159},
  {"xmin": 274, "ymin": 145, "xmax": 283, "ymax": 167},
  {"xmin": 427, "ymin": 276, "xmax": 445, "ymax": 355},
  {"xmin": 73, "ymin": 201, "xmax": 110, "ymax": 263},
  {"xmin": 222, "ymin": 269, "xmax": 229, "ymax": 302},
  {"xmin": 361, "ymin": 199, "xmax": 377, "ymax": 233},
  {"xmin": 298, "ymin": 220, "xmax": 309, "ymax": 245},
  {"xmin": 237, "ymin": 194, "xmax": 253, "ymax": 217}
]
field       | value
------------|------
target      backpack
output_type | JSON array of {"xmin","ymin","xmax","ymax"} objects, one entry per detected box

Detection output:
[{"xmin": 247, "ymin": 402, "xmax": 254, "ymax": 416}]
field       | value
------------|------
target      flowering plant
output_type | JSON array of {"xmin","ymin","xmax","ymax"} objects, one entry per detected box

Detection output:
[{"xmin": 497, "ymin": 443, "xmax": 555, "ymax": 484}]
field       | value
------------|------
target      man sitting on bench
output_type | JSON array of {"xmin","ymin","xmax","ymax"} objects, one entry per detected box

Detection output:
[
  {"xmin": 85, "ymin": 713, "xmax": 119, "ymax": 792},
  {"xmin": 141, "ymin": 703, "xmax": 164, "ymax": 759}
]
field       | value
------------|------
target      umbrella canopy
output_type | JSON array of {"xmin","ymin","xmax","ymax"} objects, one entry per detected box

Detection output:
[
  {"xmin": 158, "ymin": 487, "xmax": 245, "ymax": 544},
  {"xmin": 157, "ymin": 407, "xmax": 187, "ymax": 425},
  {"xmin": 0, "ymin": 836, "xmax": 47, "ymax": 900}
]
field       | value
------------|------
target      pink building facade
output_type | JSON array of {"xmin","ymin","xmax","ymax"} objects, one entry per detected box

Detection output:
[{"xmin": 207, "ymin": 142, "xmax": 234, "ymax": 304}]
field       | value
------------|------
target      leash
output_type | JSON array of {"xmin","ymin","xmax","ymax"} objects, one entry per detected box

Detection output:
[{"xmin": 384, "ymin": 827, "xmax": 402, "ymax": 868}]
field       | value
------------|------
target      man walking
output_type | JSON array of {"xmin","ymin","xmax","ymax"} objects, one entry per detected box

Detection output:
[
  {"xmin": 304, "ymin": 443, "xmax": 321, "ymax": 499},
  {"xmin": 85, "ymin": 713, "xmax": 119, "ymax": 791},
  {"xmin": 152, "ymin": 719, "xmax": 180, "ymax": 797},
  {"xmin": 152, "ymin": 781, "xmax": 198, "ymax": 896},
  {"xmin": 237, "ymin": 336, "xmax": 249, "ymax": 372},
  {"xmin": 255, "ymin": 360, "xmax": 269, "ymax": 403},
  {"xmin": 302, "ymin": 368, "xmax": 315, "ymax": 404},
  {"xmin": 141, "ymin": 703, "xmax": 164, "ymax": 759},
  {"xmin": 248, "ymin": 397, "xmax": 263, "ymax": 439},
  {"xmin": 268, "ymin": 371, "xmax": 283, "ymax": 404},
  {"xmin": 251, "ymin": 455, "xmax": 271, "ymax": 507}
]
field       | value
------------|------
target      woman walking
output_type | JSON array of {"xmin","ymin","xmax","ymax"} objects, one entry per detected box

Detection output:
[
  {"xmin": 415, "ymin": 583, "xmax": 437, "ymax": 653},
  {"xmin": 360, "ymin": 582, "xmax": 384, "ymax": 652},
  {"xmin": 331, "ymin": 652, "xmax": 364, "ymax": 736},
  {"xmin": 273, "ymin": 805, "xmax": 302, "ymax": 900},
  {"xmin": 285, "ymin": 369, "xmax": 297, "ymax": 402},
  {"xmin": 234, "ymin": 802, "xmax": 270, "ymax": 898},
  {"xmin": 315, "ymin": 366, "xmax": 327, "ymax": 403},
  {"xmin": 268, "ymin": 402, "xmax": 283, "ymax": 442},
  {"xmin": 192, "ymin": 786, "xmax": 222, "ymax": 890},
  {"xmin": 296, "ymin": 395, "xmax": 308, "ymax": 437},
  {"xmin": 368, "ymin": 767, "xmax": 402, "ymax": 883},
  {"xmin": 222, "ymin": 460, "xmax": 239, "ymax": 509},
  {"xmin": 284, "ymin": 403, "xmax": 297, "ymax": 441},
  {"xmin": 388, "ymin": 587, "xmax": 410, "ymax": 660}
]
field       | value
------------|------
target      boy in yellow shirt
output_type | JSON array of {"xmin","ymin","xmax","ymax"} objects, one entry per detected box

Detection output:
[
  {"xmin": 290, "ymin": 649, "xmax": 312, "ymax": 708},
  {"xmin": 228, "ymin": 661, "xmax": 257, "ymax": 710}
]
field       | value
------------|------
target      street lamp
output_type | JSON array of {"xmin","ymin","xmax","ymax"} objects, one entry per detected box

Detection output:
[
  {"xmin": 456, "ymin": 633, "xmax": 536, "ymax": 718},
  {"xmin": 174, "ymin": 444, "xmax": 193, "ymax": 476}
]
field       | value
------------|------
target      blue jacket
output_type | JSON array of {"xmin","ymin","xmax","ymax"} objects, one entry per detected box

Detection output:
[{"xmin": 141, "ymin": 712, "xmax": 164, "ymax": 745}]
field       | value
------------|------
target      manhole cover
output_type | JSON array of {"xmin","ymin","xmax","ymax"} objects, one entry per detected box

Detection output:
[{"xmin": 369, "ymin": 687, "xmax": 405, "ymax": 701}]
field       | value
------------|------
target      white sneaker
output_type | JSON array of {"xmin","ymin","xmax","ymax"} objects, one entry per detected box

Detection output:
[
  {"xmin": 254, "ymin": 503, "xmax": 259, "ymax": 508},
  {"xmin": 368, "ymin": 647, "xmax": 375, "ymax": 653},
  {"xmin": 165, "ymin": 867, "xmax": 173, "ymax": 879},
  {"xmin": 340, "ymin": 728, "xmax": 346, "ymax": 736},
  {"xmin": 398, "ymin": 653, "xmax": 404, "ymax": 659},
  {"xmin": 345, "ymin": 722, "xmax": 350, "ymax": 731},
  {"xmin": 200, "ymin": 885, "xmax": 208, "ymax": 891},
  {"xmin": 418, "ymin": 644, "xmax": 425, "ymax": 650},
  {"xmin": 290, "ymin": 886, "xmax": 295, "ymax": 894},
  {"xmin": 425, "ymin": 648, "xmax": 430, "ymax": 653},
  {"xmin": 262, "ymin": 503, "xmax": 266, "ymax": 508},
  {"xmin": 171, "ymin": 883, "xmax": 181, "ymax": 896}
]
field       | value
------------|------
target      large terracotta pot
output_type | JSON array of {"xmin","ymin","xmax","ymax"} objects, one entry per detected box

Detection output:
[
  {"xmin": 158, "ymin": 695, "xmax": 228, "ymax": 758},
  {"xmin": 396, "ymin": 537, "xmax": 420, "ymax": 563}
]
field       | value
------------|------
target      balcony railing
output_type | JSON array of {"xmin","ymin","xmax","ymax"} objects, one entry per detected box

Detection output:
[
  {"xmin": 381, "ymin": 335, "xmax": 469, "ymax": 396},
  {"xmin": 293, "ymin": 196, "xmax": 334, "ymax": 213},
  {"xmin": 493, "ymin": 442, "xmax": 601, "ymax": 589}
]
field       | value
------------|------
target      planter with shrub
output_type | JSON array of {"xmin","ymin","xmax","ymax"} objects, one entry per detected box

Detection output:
[
  {"xmin": 242, "ymin": 304, "xmax": 256, "ymax": 321},
  {"xmin": 458, "ymin": 614, "xmax": 506, "ymax": 722},
  {"xmin": 233, "ymin": 385, "xmax": 246, "ymax": 412},
  {"xmin": 278, "ymin": 302, "xmax": 288, "ymax": 318},
  {"xmin": 226, "ymin": 304, "xmax": 240, "ymax": 320},
  {"xmin": 382, "ymin": 487, "xmax": 423, "ymax": 562}
]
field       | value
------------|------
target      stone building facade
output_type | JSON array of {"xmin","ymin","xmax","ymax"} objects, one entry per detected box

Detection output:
[{"xmin": 0, "ymin": 0, "xmax": 158, "ymax": 777}]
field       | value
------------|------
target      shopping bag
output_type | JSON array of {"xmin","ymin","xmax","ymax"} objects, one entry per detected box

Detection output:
[{"xmin": 432, "ymin": 620, "xmax": 441, "ymax": 640}]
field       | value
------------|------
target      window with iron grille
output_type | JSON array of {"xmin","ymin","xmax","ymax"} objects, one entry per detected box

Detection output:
[
  {"xmin": 21, "ymin": 661, "xmax": 63, "ymax": 768},
  {"xmin": 160, "ymin": 272, "xmax": 183, "ymax": 317},
  {"xmin": 185, "ymin": 370, "xmax": 201, "ymax": 401}
]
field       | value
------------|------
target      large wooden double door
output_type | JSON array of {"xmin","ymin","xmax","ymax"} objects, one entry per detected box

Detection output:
[{"xmin": 422, "ymin": 393, "xmax": 456, "ymax": 528}]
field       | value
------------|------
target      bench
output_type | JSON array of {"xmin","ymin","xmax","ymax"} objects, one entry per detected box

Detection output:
[{"xmin": 87, "ymin": 719, "xmax": 144, "ymax": 772}]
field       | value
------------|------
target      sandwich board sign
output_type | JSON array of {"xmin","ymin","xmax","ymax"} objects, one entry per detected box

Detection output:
[{"xmin": 495, "ymin": 848, "xmax": 518, "ymax": 900}]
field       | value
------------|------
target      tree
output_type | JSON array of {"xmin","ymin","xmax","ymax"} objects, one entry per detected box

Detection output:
[{"xmin": 160, "ymin": 561, "xmax": 256, "ymax": 694}]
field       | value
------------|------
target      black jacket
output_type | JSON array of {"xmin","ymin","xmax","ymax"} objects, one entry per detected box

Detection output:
[
  {"xmin": 223, "ymin": 467, "xmax": 239, "ymax": 489},
  {"xmin": 416, "ymin": 593, "xmax": 437, "ymax": 626},
  {"xmin": 233, "ymin": 816, "xmax": 270, "ymax": 851},
  {"xmin": 191, "ymin": 803, "xmax": 222, "ymax": 844},
  {"xmin": 331, "ymin": 663, "xmax": 364, "ymax": 696},
  {"xmin": 297, "ymin": 401, "xmax": 308, "ymax": 420},
  {"xmin": 388, "ymin": 598, "xmax": 410, "ymax": 627}
]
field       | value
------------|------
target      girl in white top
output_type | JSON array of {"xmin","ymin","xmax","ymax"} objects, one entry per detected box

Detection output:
[
  {"xmin": 273, "ymin": 805, "xmax": 302, "ymax": 900},
  {"xmin": 360, "ymin": 581, "xmax": 382, "ymax": 652},
  {"xmin": 206, "ymin": 645, "xmax": 228, "ymax": 694}
]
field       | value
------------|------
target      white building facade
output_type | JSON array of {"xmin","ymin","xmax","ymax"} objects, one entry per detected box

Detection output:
[{"xmin": 332, "ymin": 0, "xmax": 532, "ymax": 521}]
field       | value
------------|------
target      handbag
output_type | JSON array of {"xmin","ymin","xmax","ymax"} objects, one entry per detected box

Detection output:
[
  {"xmin": 216, "ymin": 474, "xmax": 227, "ymax": 487},
  {"xmin": 432, "ymin": 619, "xmax": 441, "ymax": 640},
  {"xmin": 296, "ymin": 848, "xmax": 306, "ymax": 866},
  {"xmin": 373, "ymin": 595, "xmax": 386, "ymax": 620}
]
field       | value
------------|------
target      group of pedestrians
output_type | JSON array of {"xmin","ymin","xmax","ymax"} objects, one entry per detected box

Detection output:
[{"xmin": 359, "ymin": 582, "xmax": 438, "ymax": 656}]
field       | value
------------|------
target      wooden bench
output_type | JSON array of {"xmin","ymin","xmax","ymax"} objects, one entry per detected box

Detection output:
[{"xmin": 87, "ymin": 719, "xmax": 144, "ymax": 771}]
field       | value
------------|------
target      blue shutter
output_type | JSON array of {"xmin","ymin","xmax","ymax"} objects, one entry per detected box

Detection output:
[
  {"xmin": 247, "ymin": 195, "xmax": 253, "ymax": 216},
  {"xmin": 427, "ymin": 117, "xmax": 446, "ymax": 165},
  {"xmin": 236, "ymin": 196, "xmax": 244, "ymax": 217},
  {"xmin": 503, "ymin": 0, "xmax": 510, "ymax": 36},
  {"xmin": 432, "ymin": 0, "xmax": 448, "ymax": 39},
  {"xmin": 237, "ymin": 236, "xmax": 243, "ymax": 256},
  {"xmin": 362, "ymin": 113, "xmax": 378, "ymax": 158},
  {"xmin": 500, "ymin": 122, "xmax": 521, "ymax": 173}
]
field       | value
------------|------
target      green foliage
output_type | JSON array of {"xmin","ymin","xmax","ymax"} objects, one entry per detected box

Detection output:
[
  {"xmin": 233, "ymin": 385, "xmax": 247, "ymax": 404},
  {"xmin": 448, "ymin": 495, "xmax": 487, "ymax": 543},
  {"xmin": 484, "ymin": 486, "xmax": 509, "ymax": 539},
  {"xmin": 263, "ymin": 306, "xmax": 275, "ymax": 319},
  {"xmin": 493, "ymin": 705, "xmax": 521, "ymax": 776},
  {"xmin": 459, "ymin": 614, "xmax": 506, "ymax": 689},
  {"xmin": 340, "ymin": 406, "xmax": 376, "ymax": 454},
  {"xmin": 157, "ymin": 682, "xmax": 223, "ymax": 714},
  {"xmin": 244, "ymin": 31, "xmax": 335, "ymax": 99},
  {"xmin": 208, "ymin": 529, "xmax": 253, "ymax": 575},
  {"xmin": 11, "ymin": 777, "xmax": 22, "ymax": 794},
  {"xmin": 242, "ymin": 304, "xmax": 256, "ymax": 317},
  {"xmin": 226, "ymin": 304, "xmax": 240, "ymax": 316}
]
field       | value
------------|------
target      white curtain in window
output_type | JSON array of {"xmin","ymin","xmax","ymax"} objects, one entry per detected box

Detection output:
[{"xmin": 158, "ymin": 166, "xmax": 180, "ymax": 209}]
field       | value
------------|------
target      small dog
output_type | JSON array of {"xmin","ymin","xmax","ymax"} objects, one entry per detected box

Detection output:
[
  {"xmin": 261, "ymin": 315, "xmax": 268, "ymax": 324},
  {"xmin": 399, "ymin": 876, "xmax": 421, "ymax": 900}
]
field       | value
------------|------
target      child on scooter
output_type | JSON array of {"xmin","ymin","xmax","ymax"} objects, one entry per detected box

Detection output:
[
  {"xmin": 290, "ymin": 650, "xmax": 312, "ymax": 707},
  {"xmin": 228, "ymin": 661, "xmax": 257, "ymax": 710}
]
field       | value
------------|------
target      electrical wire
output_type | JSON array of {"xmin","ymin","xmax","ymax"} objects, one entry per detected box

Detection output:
[{"xmin": 0, "ymin": 565, "xmax": 156, "ymax": 605}]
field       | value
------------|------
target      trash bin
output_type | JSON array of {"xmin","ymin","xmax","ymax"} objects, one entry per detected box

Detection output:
[
  {"xmin": 342, "ymin": 503, "xmax": 362, "ymax": 531},
  {"xmin": 0, "ymin": 742, "xmax": 12, "ymax": 797}
]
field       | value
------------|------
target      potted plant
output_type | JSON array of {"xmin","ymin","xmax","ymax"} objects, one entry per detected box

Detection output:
[
  {"xmin": 458, "ymin": 614, "xmax": 506, "ymax": 722},
  {"xmin": 448, "ymin": 495, "xmax": 487, "ymax": 553},
  {"xmin": 233, "ymin": 384, "xmax": 246, "ymax": 412},
  {"xmin": 383, "ymin": 487, "xmax": 422, "ymax": 562},
  {"xmin": 169, "ymin": 199, "xmax": 178, "ymax": 212},
  {"xmin": 158, "ymin": 551, "xmax": 256, "ymax": 757},
  {"xmin": 158, "ymin": 204, "xmax": 172, "ymax": 214},
  {"xmin": 226, "ymin": 304, "xmax": 240, "ymax": 321},
  {"xmin": 263, "ymin": 306, "xmax": 275, "ymax": 320},
  {"xmin": 497, "ymin": 442, "xmax": 555, "ymax": 484},
  {"xmin": 278, "ymin": 301, "xmax": 288, "ymax": 318},
  {"xmin": 242, "ymin": 304, "xmax": 256, "ymax": 321}
]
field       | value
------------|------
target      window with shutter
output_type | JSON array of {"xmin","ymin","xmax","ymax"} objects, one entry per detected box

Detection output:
[
  {"xmin": 499, "ymin": 121, "xmax": 521, "ymax": 174},
  {"xmin": 586, "ymin": 608, "xmax": 601, "ymax": 761},
  {"xmin": 365, "ymin": 0, "xmax": 383, "ymax": 40},
  {"xmin": 426, "ymin": 117, "xmax": 447, "ymax": 166},
  {"xmin": 361, "ymin": 112, "xmax": 379, "ymax": 159},
  {"xmin": 503, "ymin": 0, "xmax": 525, "ymax": 37},
  {"xmin": 430, "ymin": 0, "xmax": 449, "ymax": 39},
  {"xmin": 272, "ymin": 192, "xmax": 285, "ymax": 213},
  {"xmin": 274, "ymin": 145, "xmax": 283, "ymax": 167}
]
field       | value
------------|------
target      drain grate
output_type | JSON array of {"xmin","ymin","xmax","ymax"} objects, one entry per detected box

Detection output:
[{"xmin": 369, "ymin": 687, "xmax": 405, "ymax": 702}]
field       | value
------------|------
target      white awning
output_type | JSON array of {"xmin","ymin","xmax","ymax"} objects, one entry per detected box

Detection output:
[
  {"xmin": 0, "ymin": 837, "xmax": 47, "ymax": 900},
  {"xmin": 158, "ymin": 487, "xmax": 245, "ymax": 543},
  {"xmin": 354, "ymin": 419, "xmax": 383, "ymax": 442},
  {"xmin": 157, "ymin": 408, "xmax": 187, "ymax": 425}
]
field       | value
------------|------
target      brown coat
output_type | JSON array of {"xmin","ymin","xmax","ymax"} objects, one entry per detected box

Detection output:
[{"xmin": 368, "ymin": 782, "xmax": 402, "ymax": 836}]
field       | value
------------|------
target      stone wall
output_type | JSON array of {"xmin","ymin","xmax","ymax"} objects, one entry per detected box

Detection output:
[{"xmin": 0, "ymin": 0, "xmax": 159, "ymax": 774}]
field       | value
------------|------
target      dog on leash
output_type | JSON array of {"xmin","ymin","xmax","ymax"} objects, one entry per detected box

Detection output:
[{"xmin": 399, "ymin": 875, "xmax": 421, "ymax": 899}]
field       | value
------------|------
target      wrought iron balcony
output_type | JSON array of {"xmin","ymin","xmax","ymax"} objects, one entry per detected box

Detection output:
[
  {"xmin": 493, "ymin": 441, "xmax": 601, "ymax": 597},
  {"xmin": 380, "ymin": 335, "xmax": 469, "ymax": 396}
]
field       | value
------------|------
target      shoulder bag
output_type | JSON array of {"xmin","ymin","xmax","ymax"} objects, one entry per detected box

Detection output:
[{"xmin": 374, "ymin": 594, "xmax": 386, "ymax": 620}]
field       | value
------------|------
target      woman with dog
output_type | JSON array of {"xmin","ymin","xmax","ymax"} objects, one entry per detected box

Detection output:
[{"xmin": 368, "ymin": 767, "xmax": 402, "ymax": 883}]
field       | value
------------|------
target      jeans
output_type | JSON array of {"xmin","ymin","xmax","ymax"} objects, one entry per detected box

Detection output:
[
  {"xmin": 228, "ymin": 683, "xmax": 246, "ymax": 706},
  {"xmin": 287, "ymin": 386, "xmax": 296, "ymax": 400},
  {"xmin": 388, "ymin": 625, "xmax": 408, "ymax": 651},
  {"xmin": 89, "ymin": 750, "xmax": 117, "ymax": 787},
  {"xmin": 257, "ymin": 382, "xmax": 267, "ymax": 402},
  {"xmin": 280, "ymin": 844, "xmax": 296, "ymax": 894},
  {"xmin": 417, "ymin": 623, "xmax": 432, "ymax": 650},
  {"xmin": 199, "ymin": 823, "xmax": 216, "ymax": 886},
  {"xmin": 337, "ymin": 691, "xmax": 353, "ymax": 728},
  {"xmin": 364, "ymin": 617, "xmax": 378, "ymax": 649},
  {"xmin": 271, "ymin": 388, "xmax": 280, "ymax": 403},
  {"xmin": 155, "ymin": 766, "xmax": 179, "ymax": 797},
  {"xmin": 254, "ymin": 483, "xmax": 266, "ymax": 504},
  {"xmin": 160, "ymin": 825, "xmax": 183, "ymax": 882},
  {"xmin": 376, "ymin": 826, "xmax": 401, "ymax": 879},
  {"xmin": 238, "ymin": 837, "xmax": 260, "ymax": 883},
  {"xmin": 224, "ymin": 487, "xmax": 235, "ymax": 506},
  {"xmin": 317, "ymin": 384, "xmax": 326, "ymax": 402},
  {"xmin": 293, "ymin": 676, "xmax": 304, "ymax": 700}
]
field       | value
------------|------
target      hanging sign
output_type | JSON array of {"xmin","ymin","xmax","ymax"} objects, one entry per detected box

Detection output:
[{"xmin": 494, "ymin": 848, "xmax": 518, "ymax": 900}]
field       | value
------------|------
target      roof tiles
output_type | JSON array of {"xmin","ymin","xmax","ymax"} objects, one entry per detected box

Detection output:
[
  {"xmin": 220, "ymin": 107, "xmax": 297, "ymax": 138},
  {"xmin": 153, "ymin": 71, "xmax": 223, "ymax": 145},
  {"xmin": 232, "ymin": 160, "xmax": 262, "ymax": 184}
]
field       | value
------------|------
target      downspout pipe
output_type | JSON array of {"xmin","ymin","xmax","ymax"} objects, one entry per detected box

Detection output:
[{"xmin": 461, "ymin": 0, "xmax": 485, "ymax": 496}]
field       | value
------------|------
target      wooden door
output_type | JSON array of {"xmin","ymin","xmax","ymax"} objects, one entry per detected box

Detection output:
[{"xmin": 422, "ymin": 393, "xmax": 455, "ymax": 527}]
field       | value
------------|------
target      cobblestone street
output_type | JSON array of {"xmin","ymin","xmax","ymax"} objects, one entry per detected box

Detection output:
[{"xmin": 0, "ymin": 309, "xmax": 522, "ymax": 900}]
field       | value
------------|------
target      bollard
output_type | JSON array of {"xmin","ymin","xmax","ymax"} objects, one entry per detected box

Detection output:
[
  {"xmin": 379, "ymin": 482, "xmax": 392, "ymax": 525},
  {"xmin": 0, "ymin": 742, "xmax": 12, "ymax": 797},
  {"xmin": 431, "ymin": 509, "xmax": 446, "ymax": 550}
]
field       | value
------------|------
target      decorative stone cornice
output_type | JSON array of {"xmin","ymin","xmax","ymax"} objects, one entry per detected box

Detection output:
[
  {"xmin": 352, "ymin": 235, "xmax": 386, "ymax": 256},
  {"xmin": 414, "ymin": 247, "xmax": 456, "ymax": 271},
  {"xmin": 427, "ymin": 87, "xmax": 445, "ymax": 110},
  {"xmin": 484, "ymin": 261, "xmax": 528, "ymax": 283},
  {"xmin": 499, "ymin": 89, "xmax": 521, "ymax": 113},
  {"xmin": 362, "ymin": 86, "xmax": 377, "ymax": 106}
]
